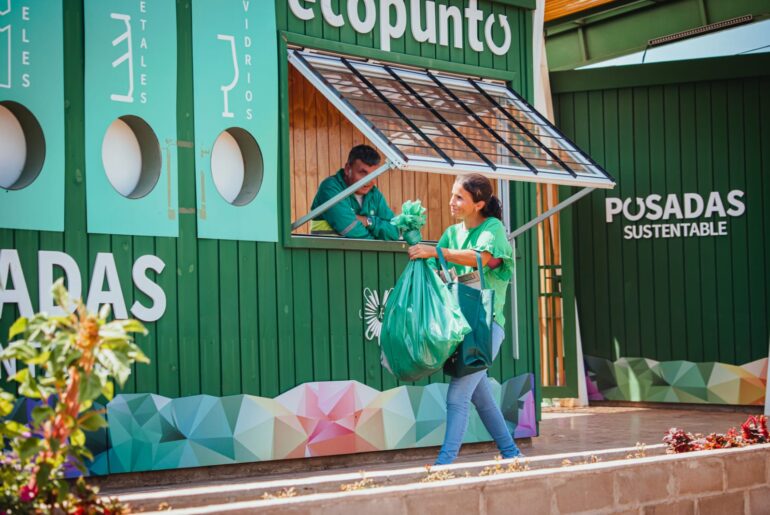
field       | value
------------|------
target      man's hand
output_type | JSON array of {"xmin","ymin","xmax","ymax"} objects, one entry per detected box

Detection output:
[
  {"xmin": 407, "ymin": 244, "xmax": 437, "ymax": 260},
  {"xmin": 356, "ymin": 215, "xmax": 369, "ymax": 227}
]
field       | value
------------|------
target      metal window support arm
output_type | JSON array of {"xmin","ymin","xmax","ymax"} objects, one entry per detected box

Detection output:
[
  {"xmin": 508, "ymin": 187, "xmax": 595, "ymax": 241},
  {"xmin": 506, "ymin": 187, "xmax": 594, "ymax": 361},
  {"xmin": 291, "ymin": 161, "xmax": 395, "ymax": 231}
]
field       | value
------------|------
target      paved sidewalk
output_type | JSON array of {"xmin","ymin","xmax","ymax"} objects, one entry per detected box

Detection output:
[{"xmin": 523, "ymin": 404, "xmax": 760, "ymax": 458}]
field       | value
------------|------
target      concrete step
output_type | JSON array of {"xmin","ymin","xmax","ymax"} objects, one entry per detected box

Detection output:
[
  {"xmin": 111, "ymin": 444, "xmax": 666, "ymax": 512},
  {"xmin": 98, "ymin": 406, "xmax": 763, "ymax": 513},
  {"xmin": 122, "ymin": 444, "xmax": 770, "ymax": 515}
]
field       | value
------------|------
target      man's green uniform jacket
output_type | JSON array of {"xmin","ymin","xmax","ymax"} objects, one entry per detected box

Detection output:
[{"xmin": 310, "ymin": 170, "xmax": 399, "ymax": 240}]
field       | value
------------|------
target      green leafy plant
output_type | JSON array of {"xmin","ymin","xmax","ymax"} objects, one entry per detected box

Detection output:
[{"xmin": 0, "ymin": 279, "xmax": 149, "ymax": 513}]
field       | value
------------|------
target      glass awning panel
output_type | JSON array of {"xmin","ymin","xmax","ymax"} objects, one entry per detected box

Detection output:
[{"xmin": 288, "ymin": 49, "xmax": 615, "ymax": 189}]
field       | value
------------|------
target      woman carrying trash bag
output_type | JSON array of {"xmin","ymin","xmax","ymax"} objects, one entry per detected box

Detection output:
[{"xmin": 408, "ymin": 173, "xmax": 523, "ymax": 465}]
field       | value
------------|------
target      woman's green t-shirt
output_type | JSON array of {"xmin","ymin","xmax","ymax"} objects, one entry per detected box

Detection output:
[{"xmin": 430, "ymin": 217, "xmax": 514, "ymax": 329}]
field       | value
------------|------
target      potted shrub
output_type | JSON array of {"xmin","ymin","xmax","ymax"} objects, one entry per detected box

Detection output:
[{"xmin": 1, "ymin": 279, "xmax": 149, "ymax": 513}]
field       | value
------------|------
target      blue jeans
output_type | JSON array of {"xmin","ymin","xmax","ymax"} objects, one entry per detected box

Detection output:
[{"xmin": 435, "ymin": 322, "xmax": 521, "ymax": 465}]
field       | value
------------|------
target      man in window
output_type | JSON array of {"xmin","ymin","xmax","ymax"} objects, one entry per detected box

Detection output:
[{"xmin": 310, "ymin": 145, "xmax": 399, "ymax": 240}]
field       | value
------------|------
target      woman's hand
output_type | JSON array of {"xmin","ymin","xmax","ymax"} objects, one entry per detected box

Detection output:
[{"xmin": 408, "ymin": 244, "xmax": 437, "ymax": 260}]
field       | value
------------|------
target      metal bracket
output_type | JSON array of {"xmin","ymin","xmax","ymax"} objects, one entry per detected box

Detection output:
[{"xmin": 508, "ymin": 187, "xmax": 595, "ymax": 241}]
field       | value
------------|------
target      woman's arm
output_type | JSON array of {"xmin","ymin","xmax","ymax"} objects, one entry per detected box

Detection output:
[{"xmin": 407, "ymin": 244, "xmax": 491, "ymax": 268}]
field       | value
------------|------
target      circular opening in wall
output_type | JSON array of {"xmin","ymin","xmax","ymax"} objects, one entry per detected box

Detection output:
[
  {"xmin": 210, "ymin": 127, "xmax": 263, "ymax": 206},
  {"xmin": 0, "ymin": 101, "xmax": 46, "ymax": 190},
  {"xmin": 101, "ymin": 115, "xmax": 162, "ymax": 199}
]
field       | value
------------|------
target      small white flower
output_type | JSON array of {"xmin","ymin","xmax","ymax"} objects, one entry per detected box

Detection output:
[{"xmin": 360, "ymin": 287, "xmax": 392, "ymax": 342}]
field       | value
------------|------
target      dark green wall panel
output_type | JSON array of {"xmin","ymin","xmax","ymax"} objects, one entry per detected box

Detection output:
[{"xmin": 556, "ymin": 72, "xmax": 770, "ymax": 366}]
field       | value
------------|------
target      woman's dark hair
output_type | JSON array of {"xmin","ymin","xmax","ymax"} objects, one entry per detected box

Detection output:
[{"xmin": 455, "ymin": 174, "xmax": 503, "ymax": 220}]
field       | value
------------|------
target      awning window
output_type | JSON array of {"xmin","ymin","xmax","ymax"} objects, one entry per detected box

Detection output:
[{"xmin": 288, "ymin": 49, "xmax": 615, "ymax": 190}]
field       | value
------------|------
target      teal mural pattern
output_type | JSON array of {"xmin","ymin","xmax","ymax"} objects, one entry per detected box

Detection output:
[
  {"xmin": 585, "ymin": 355, "xmax": 768, "ymax": 405},
  {"xmin": 103, "ymin": 376, "xmax": 536, "ymax": 473}
]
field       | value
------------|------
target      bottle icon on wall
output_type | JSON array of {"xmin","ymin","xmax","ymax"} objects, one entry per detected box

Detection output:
[
  {"xmin": 0, "ymin": 0, "xmax": 11, "ymax": 89},
  {"xmin": 110, "ymin": 12, "xmax": 134, "ymax": 103},
  {"xmin": 217, "ymin": 34, "xmax": 238, "ymax": 119}
]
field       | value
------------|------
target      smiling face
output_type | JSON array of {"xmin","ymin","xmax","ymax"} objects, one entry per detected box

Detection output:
[
  {"xmin": 449, "ymin": 181, "xmax": 485, "ymax": 221},
  {"xmin": 344, "ymin": 159, "xmax": 379, "ymax": 195}
]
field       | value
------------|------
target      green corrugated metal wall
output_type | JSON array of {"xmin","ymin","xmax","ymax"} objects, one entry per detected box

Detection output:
[
  {"xmin": 1, "ymin": 1, "xmax": 541, "ymax": 401},
  {"xmin": 553, "ymin": 60, "xmax": 770, "ymax": 366}
]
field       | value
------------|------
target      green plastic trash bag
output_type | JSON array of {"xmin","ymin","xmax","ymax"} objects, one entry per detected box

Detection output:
[
  {"xmin": 379, "ymin": 260, "xmax": 471, "ymax": 381},
  {"xmin": 379, "ymin": 200, "xmax": 471, "ymax": 381}
]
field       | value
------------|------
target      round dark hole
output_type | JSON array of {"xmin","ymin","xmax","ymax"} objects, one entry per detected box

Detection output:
[
  {"xmin": 101, "ymin": 115, "xmax": 162, "ymax": 199},
  {"xmin": 210, "ymin": 127, "xmax": 264, "ymax": 206},
  {"xmin": 0, "ymin": 101, "xmax": 46, "ymax": 191}
]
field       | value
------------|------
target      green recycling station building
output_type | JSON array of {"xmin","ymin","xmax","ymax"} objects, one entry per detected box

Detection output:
[{"xmin": 0, "ymin": 0, "xmax": 767, "ymax": 475}]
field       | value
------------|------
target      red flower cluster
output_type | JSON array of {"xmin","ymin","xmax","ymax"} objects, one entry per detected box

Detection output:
[
  {"xmin": 663, "ymin": 428, "xmax": 697, "ymax": 453},
  {"xmin": 69, "ymin": 507, "xmax": 112, "ymax": 515},
  {"xmin": 664, "ymin": 415, "xmax": 769, "ymax": 453},
  {"xmin": 741, "ymin": 415, "xmax": 769, "ymax": 444},
  {"xmin": 18, "ymin": 483, "xmax": 38, "ymax": 503}
]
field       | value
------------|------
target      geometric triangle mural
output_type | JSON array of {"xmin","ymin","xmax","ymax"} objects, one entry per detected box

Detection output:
[
  {"xmin": 97, "ymin": 374, "xmax": 536, "ymax": 474},
  {"xmin": 585, "ymin": 355, "xmax": 767, "ymax": 406}
]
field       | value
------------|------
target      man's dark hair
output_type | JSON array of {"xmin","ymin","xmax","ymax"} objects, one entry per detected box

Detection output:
[{"xmin": 347, "ymin": 145, "xmax": 381, "ymax": 167}]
